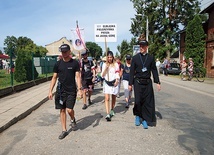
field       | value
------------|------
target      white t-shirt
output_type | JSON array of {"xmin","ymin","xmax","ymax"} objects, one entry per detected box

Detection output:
[
  {"xmin": 156, "ymin": 61, "xmax": 161, "ymax": 67},
  {"xmin": 101, "ymin": 62, "xmax": 120, "ymax": 95},
  {"xmin": 101, "ymin": 62, "xmax": 120, "ymax": 81}
]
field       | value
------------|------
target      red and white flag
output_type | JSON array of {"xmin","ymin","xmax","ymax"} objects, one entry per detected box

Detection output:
[{"xmin": 71, "ymin": 26, "xmax": 86, "ymax": 53}]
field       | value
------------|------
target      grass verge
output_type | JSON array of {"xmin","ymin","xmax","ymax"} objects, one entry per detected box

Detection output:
[{"xmin": 0, "ymin": 69, "xmax": 52, "ymax": 89}]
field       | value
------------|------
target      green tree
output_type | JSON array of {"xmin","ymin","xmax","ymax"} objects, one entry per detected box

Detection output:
[
  {"xmin": 15, "ymin": 37, "xmax": 39, "ymax": 81},
  {"xmin": 130, "ymin": 0, "xmax": 200, "ymax": 59},
  {"xmin": 34, "ymin": 45, "xmax": 48, "ymax": 57},
  {"xmin": 4, "ymin": 36, "xmax": 47, "ymax": 57},
  {"xmin": 117, "ymin": 40, "xmax": 132, "ymax": 61},
  {"xmin": 14, "ymin": 47, "xmax": 39, "ymax": 82},
  {"xmin": 185, "ymin": 15, "xmax": 206, "ymax": 68},
  {"xmin": 14, "ymin": 49, "xmax": 27, "ymax": 82},
  {"xmin": 85, "ymin": 42, "xmax": 103, "ymax": 60},
  {"xmin": 4, "ymin": 36, "xmax": 45, "ymax": 82},
  {"xmin": 3, "ymin": 36, "xmax": 17, "ymax": 55}
]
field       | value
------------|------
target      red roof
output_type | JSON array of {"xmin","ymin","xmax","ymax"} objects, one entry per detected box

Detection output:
[{"xmin": 0, "ymin": 54, "xmax": 10, "ymax": 59}]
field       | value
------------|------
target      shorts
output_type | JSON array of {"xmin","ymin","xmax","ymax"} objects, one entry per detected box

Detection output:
[
  {"xmin": 55, "ymin": 90, "xmax": 77, "ymax": 109},
  {"xmin": 82, "ymin": 78, "xmax": 93, "ymax": 91}
]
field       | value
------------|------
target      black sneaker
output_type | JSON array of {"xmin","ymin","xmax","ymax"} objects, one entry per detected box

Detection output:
[
  {"xmin": 125, "ymin": 103, "xmax": 129, "ymax": 108},
  {"xmin": 105, "ymin": 114, "xmax": 111, "ymax": 121},
  {"xmin": 88, "ymin": 99, "xmax": 93, "ymax": 105},
  {"xmin": 82, "ymin": 104, "xmax": 88, "ymax": 110},
  {"xmin": 70, "ymin": 118, "xmax": 77, "ymax": 131},
  {"xmin": 58, "ymin": 131, "xmax": 68, "ymax": 139}
]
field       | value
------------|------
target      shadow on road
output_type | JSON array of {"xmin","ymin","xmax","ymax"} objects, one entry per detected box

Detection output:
[{"xmin": 75, "ymin": 113, "xmax": 103, "ymax": 130}]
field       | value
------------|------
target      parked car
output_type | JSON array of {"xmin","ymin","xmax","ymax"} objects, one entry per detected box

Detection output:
[{"xmin": 159, "ymin": 62, "xmax": 181, "ymax": 75}]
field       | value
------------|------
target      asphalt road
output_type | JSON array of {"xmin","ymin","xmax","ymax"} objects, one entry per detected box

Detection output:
[
  {"xmin": 156, "ymin": 79, "xmax": 214, "ymax": 155},
  {"xmin": 0, "ymin": 77, "xmax": 213, "ymax": 155}
]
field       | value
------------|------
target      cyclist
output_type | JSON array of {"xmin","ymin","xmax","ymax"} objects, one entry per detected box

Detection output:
[
  {"xmin": 181, "ymin": 60, "xmax": 187, "ymax": 72},
  {"xmin": 188, "ymin": 58, "xmax": 194, "ymax": 78}
]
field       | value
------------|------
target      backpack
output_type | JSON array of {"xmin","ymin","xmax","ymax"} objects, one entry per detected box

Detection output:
[{"xmin": 81, "ymin": 59, "xmax": 93, "ymax": 79}]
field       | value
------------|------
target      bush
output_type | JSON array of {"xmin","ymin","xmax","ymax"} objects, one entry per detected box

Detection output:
[
  {"xmin": 14, "ymin": 51, "xmax": 27, "ymax": 82},
  {"xmin": 14, "ymin": 49, "xmax": 38, "ymax": 82}
]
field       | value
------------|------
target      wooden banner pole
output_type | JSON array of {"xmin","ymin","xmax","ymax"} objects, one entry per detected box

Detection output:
[{"xmin": 105, "ymin": 37, "xmax": 108, "ymax": 57}]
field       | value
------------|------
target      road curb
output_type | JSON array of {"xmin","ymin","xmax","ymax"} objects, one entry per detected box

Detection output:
[{"xmin": 0, "ymin": 97, "xmax": 49, "ymax": 133}]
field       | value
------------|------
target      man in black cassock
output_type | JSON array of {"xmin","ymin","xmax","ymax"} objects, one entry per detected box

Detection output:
[{"xmin": 128, "ymin": 40, "xmax": 161, "ymax": 129}]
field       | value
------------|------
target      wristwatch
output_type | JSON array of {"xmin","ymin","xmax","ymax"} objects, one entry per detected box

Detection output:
[{"xmin": 157, "ymin": 82, "xmax": 161, "ymax": 84}]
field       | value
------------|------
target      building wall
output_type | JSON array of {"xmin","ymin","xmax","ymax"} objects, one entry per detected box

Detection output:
[
  {"xmin": 206, "ymin": 8, "xmax": 214, "ymax": 77},
  {"xmin": 45, "ymin": 37, "xmax": 72, "ymax": 56}
]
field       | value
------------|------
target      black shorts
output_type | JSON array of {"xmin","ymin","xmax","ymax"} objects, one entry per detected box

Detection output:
[
  {"xmin": 55, "ymin": 90, "xmax": 77, "ymax": 109},
  {"xmin": 82, "ymin": 78, "xmax": 93, "ymax": 90}
]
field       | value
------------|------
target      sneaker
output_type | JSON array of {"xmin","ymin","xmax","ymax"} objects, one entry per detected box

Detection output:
[
  {"xmin": 82, "ymin": 104, "xmax": 87, "ymax": 110},
  {"xmin": 135, "ymin": 116, "xmax": 141, "ymax": 126},
  {"xmin": 88, "ymin": 99, "xmax": 93, "ymax": 105},
  {"xmin": 58, "ymin": 131, "xmax": 68, "ymax": 139},
  {"xmin": 110, "ymin": 110, "xmax": 115, "ymax": 118},
  {"xmin": 125, "ymin": 103, "xmax": 129, "ymax": 108},
  {"xmin": 70, "ymin": 118, "xmax": 77, "ymax": 131},
  {"xmin": 105, "ymin": 114, "xmax": 111, "ymax": 121},
  {"xmin": 142, "ymin": 120, "xmax": 148, "ymax": 129}
]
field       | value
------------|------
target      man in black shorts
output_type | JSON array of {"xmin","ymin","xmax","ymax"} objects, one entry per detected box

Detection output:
[
  {"xmin": 80, "ymin": 50, "xmax": 96, "ymax": 110},
  {"xmin": 48, "ymin": 44, "xmax": 82, "ymax": 139}
]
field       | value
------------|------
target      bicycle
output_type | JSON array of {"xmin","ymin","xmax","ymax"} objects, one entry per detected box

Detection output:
[{"xmin": 180, "ymin": 67, "xmax": 205, "ymax": 82}]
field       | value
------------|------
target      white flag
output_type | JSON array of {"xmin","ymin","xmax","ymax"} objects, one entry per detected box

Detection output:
[{"xmin": 71, "ymin": 27, "xmax": 86, "ymax": 52}]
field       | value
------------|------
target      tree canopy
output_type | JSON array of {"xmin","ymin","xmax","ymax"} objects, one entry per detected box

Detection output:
[
  {"xmin": 4, "ymin": 36, "xmax": 47, "ymax": 57},
  {"xmin": 85, "ymin": 41, "xmax": 103, "ymax": 60},
  {"xmin": 185, "ymin": 14, "xmax": 206, "ymax": 68},
  {"xmin": 3, "ymin": 36, "xmax": 47, "ymax": 82},
  {"xmin": 129, "ymin": 0, "xmax": 201, "ymax": 60}
]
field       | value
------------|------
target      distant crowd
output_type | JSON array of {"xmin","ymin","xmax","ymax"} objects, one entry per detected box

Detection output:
[{"xmin": 0, "ymin": 59, "xmax": 15, "ymax": 74}]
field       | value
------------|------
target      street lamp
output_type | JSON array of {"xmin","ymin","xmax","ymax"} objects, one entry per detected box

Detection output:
[
  {"xmin": 136, "ymin": 14, "xmax": 149, "ymax": 53},
  {"xmin": 136, "ymin": 14, "xmax": 149, "ymax": 42},
  {"xmin": 146, "ymin": 16, "xmax": 149, "ymax": 53}
]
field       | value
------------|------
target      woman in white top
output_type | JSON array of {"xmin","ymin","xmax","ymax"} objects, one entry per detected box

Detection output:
[{"xmin": 101, "ymin": 51, "xmax": 120, "ymax": 121}]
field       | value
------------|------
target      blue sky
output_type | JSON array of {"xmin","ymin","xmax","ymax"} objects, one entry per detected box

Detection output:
[
  {"xmin": 0, "ymin": 0, "xmax": 213, "ymax": 55},
  {"xmin": 0, "ymin": 0, "xmax": 135, "ymax": 54}
]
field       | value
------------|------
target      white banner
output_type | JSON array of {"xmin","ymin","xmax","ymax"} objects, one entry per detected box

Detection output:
[
  {"xmin": 133, "ymin": 45, "xmax": 140, "ymax": 55},
  {"xmin": 71, "ymin": 28, "xmax": 85, "ymax": 52},
  {"xmin": 94, "ymin": 23, "xmax": 117, "ymax": 42}
]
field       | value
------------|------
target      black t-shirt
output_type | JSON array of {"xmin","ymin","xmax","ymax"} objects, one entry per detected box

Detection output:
[
  {"xmin": 53, "ymin": 59, "xmax": 80, "ymax": 93},
  {"xmin": 81, "ymin": 60, "xmax": 94, "ymax": 79},
  {"xmin": 122, "ymin": 65, "xmax": 131, "ymax": 81}
]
